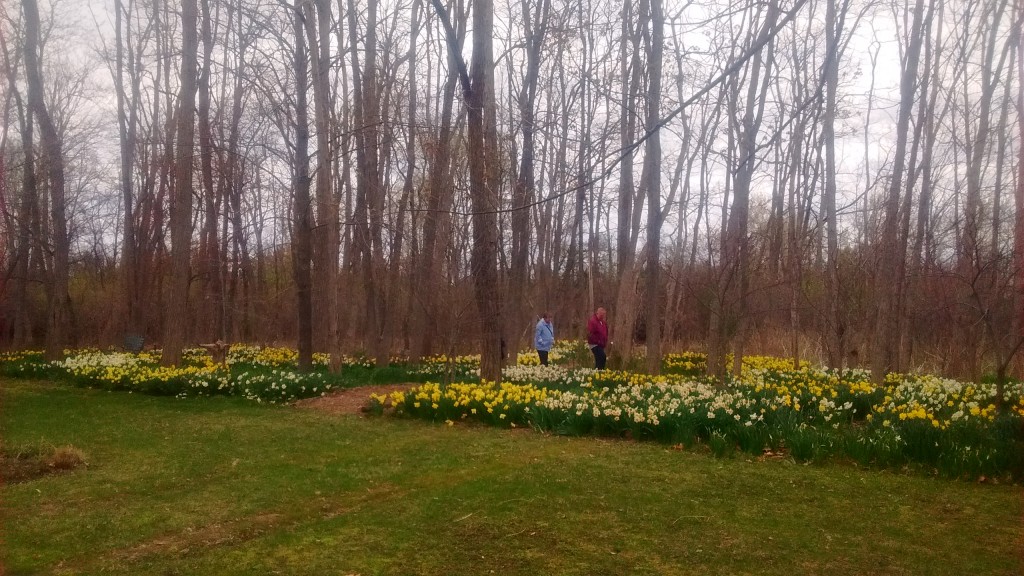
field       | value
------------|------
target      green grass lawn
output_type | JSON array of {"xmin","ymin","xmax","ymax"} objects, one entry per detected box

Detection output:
[{"xmin": 2, "ymin": 379, "xmax": 1022, "ymax": 575}]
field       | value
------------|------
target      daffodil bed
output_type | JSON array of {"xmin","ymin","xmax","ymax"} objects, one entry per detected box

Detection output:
[
  {"xmin": 0, "ymin": 347, "xmax": 383, "ymax": 403},
  {"xmin": 3, "ymin": 343, "xmax": 1023, "ymax": 478},
  {"xmin": 371, "ymin": 353, "xmax": 1024, "ymax": 480}
]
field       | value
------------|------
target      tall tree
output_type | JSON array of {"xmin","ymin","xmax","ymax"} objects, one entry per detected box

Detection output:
[
  {"xmin": 870, "ymin": 0, "xmax": 930, "ymax": 382},
  {"xmin": 643, "ymin": 0, "xmax": 664, "ymax": 374},
  {"xmin": 161, "ymin": 0, "xmax": 200, "ymax": 366},
  {"xmin": 508, "ymin": 0, "xmax": 550, "ymax": 352},
  {"xmin": 1014, "ymin": 6, "xmax": 1024, "ymax": 377},
  {"xmin": 431, "ymin": 0, "xmax": 503, "ymax": 380},
  {"xmin": 196, "ymin": 0, "xmax": 222, "ymax": 341},
  {"xmin": 292, "ymin": 0, "xmax": 314, "ymax": 372},
  {"xmin": 23, "ymin": 0, "xmax": 71, "ymax": 361},
  {"xmin": 466, "ymin": 0, "xmax": 504, "ymax": 381},
  {"xmin": 114, "ymin": 0, "xmax": 142, "ymax": 339},
  {"xmin": 414, "ymin": 0, "xmax": 464, "ymax": 360},
  {"xmin": 610, "ymin": 0, "xmax": 645, "ymax": 364},
  {"xmin": 304, "ymin": 0, "xmax": 339, "ymax": 368},
  {"xmin": 822, "ymin": 0, "xmax": 846, "ymax": 369},
  {"xmin": 708, "ymin": 1, "xmax": 779, "ymax": 379},
  {"xmin": 1, "ymin": 31, "xmax": 35, "ymax": 346}
]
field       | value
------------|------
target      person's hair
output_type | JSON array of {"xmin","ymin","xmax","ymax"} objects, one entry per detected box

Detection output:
[{"xmin": 541, "ymin": 312, "xmax": 550, "ymax": 319}]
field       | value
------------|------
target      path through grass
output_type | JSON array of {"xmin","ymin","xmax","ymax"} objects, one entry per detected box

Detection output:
[{"xmin": 2, "ymin": 379, "xmax": 1022, "ymax": 575}]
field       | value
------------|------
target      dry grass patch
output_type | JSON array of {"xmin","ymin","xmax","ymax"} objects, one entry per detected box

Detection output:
[{"xmin": 1, "ymin": 443, "xmax": 87, "ymax": 483}]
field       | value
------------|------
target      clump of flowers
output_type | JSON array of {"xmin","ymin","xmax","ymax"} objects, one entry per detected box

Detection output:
[
  {"xmin": 20, "ymin": 348, "xmax": 340, "ymax": 402},
  {"xmin": 0, "ymin": 350, "xmax": 49, "ymax": 378},
  {"xmin": 371, "ymin": 380, "xmax": 556, "ymax": 427},
  {"xmin": 411, "ymin": 354, "xmax": 481, "ymax": 379}
]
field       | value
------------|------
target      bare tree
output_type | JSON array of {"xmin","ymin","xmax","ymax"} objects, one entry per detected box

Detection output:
[
  {"xmin": 304, "ymin": 0, "xmax": 339, "ymax": 368},
  {"xmin": 113, "ymin": 0, "xmax": 143, "ymax": 340},
  {"xmin": 23, "ymin": 0, "xmax": 70, "ymax": 361},
  {"xmin": 508, "ymin": 0, "xmax": 551, "ymax": 353},
  {"xmin": 869, "ymin": 0, "xmax": 930, "ymax": 382},
  {"xmin": 642, "ymin": 0, "xmax": 664, "ymax": 373},
  {"xmin": 413, "ymin": 0, "xmax": 465, "ymax": 360},
  {"xmin": 610, "ymin": 0, "xmax": 645, "ymax": 365},
  {"xmin": 1, "ymin": 28, "xmax": 36, "ymax": 347},
  {"xmin": 708, "ymin": 0, "xmax": 780, "ymax": 380},
  {"xmin": 159, "ymin": 0, "xmax": 200, "ymax": 366},
  {"xmin": 291, "ymin": 0, "xmax": 315, "ymax": 371}
]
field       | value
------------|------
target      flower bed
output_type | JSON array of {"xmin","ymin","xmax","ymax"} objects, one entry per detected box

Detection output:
[
  {"xmin": 37, "ymin": 348, "xmax": 339, "ymax": 402},
  {"xmin": 373, "ymin": 364, "xmax": 1024, "ymax": 480},
  {"xmin": 3, "ymin": 345, "xmax": 1023, "ymax": 479}
]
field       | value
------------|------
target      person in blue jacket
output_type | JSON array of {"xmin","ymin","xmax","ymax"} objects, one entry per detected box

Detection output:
[{"xmin": 534, "ymin": 312, "xmax": 554, "ymax": 366}]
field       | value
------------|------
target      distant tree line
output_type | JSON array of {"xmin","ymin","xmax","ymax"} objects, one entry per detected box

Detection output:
[{"xmin": 1, "ymin": 0, "xmax": 1021, "ymax": 383}]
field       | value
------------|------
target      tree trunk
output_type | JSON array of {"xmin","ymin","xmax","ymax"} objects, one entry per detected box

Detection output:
[
  {"xmin": 292, "ymin": 0, "xmax": 314, "ymax": 372},
  {"xmin": 1013, "ymin": 12, "xmax": 1024, "ymax": 378},
  {"xmin": 611, "ymin": 0, "xmax": 645, "ymax": 365},
  {"xmin": 823, "ymin": 0, "xmax": 844, "ymax": 369},
  {"xmin": 23, "ymin": 0, "xmax": 71, "ymax": 361},
  {"xmin": 643, "ymin": 0, "xmax": 664, "ymax": 374},
  {"xmin": 305, "ymin": 0, "xmax": 339, "ymax": 369},
  {"xmin": 468, "ymin": 0, "xmax": 504, "ymax": 382},
  {"xmin": 708, "ymin": 2, "xmax": 778, "ymax": 380},
  {"xmin": 431, "ymin": 0, "xmax": 503, "ymax": 380},
  {"xmin": 870, "ymin": 0, "xmax": 929, "ymax": 383},
  {"xmin": 160, "ymin": 0, "xmax": 199, "ymax": 366},
  {"xmin": 420, "ymin": 0, "xmax": 466, "ymax": 360},
  {"xmin": 197, "ymin": 0, "xmax": 222, "ymax": 342},
  {"xmin": 509, "ymin": 0, "xmax": 550, "ymax": 356},
  {"xmin": 114, "ymin": 0, "xmax": 142, "ymax": 339},
  {"xmin": 2, "ymin": 33, "xmax": 34, "ymax": 347}
]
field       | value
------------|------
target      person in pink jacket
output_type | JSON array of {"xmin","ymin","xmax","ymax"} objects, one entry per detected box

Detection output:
[{"xmin": 586, "ymin": 307, "xmax": 608, "ymax": 369}]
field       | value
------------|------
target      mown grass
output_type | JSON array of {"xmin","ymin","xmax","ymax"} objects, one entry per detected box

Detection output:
[{"xmin": 2, "ymin": 378, "xmax": 1022, "ymax": 575}]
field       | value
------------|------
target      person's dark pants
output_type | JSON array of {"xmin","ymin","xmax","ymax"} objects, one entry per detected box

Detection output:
[
  {"xmin": 538, "ymin": 350, "xmax": 549, "ymax": 366},
  {"xmin": 592, "ymin": 345, "xmax": 606, "ymax": 370}
]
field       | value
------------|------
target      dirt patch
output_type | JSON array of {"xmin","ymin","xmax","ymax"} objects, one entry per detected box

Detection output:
[
  {"xmin": 1, "ymin": 444, "xmax": 88, "ymax": 483},
  {"xmin": 293, "ymin": 383, "xmax": 416, "ymax": 415}
]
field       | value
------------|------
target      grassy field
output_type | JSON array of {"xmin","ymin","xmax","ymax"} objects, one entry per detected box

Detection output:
[{"xmin": 2, "ymin": 379, "xmax": 1022, "ymax": 575}]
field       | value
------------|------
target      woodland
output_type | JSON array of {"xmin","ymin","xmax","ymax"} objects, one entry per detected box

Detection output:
[{"xmin": 1, "ymin": 0, "xmax": 1022, "ymax": 382}]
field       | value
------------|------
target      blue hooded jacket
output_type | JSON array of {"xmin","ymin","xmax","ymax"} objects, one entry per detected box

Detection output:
[{"xmin": 534, "ymin": 318, "xmax": 554, "ymax": 352}]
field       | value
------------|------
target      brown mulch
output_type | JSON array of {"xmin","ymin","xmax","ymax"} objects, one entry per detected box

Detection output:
[{"xmin": 292, "ymin": 383, "xmax": 416, "ymax": 416}]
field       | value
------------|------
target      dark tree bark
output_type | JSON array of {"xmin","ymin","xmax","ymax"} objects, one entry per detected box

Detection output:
[
  {"xmin": 467, "ymin": 0, "xmax": 504, "ymax": 381},
  {"xmin": 611, "ymin": 0, "xmax": 644, "ymax": 364},
  {"xmin": 1, "ymin": 33, "xmax": 35, "ymax": 346},
  {"xmin": 160, "ymin": 0, "xmax": 199, "ymax": 366},
  {"xmin": 431, "ymin": 0, "xmax": 503, "ymax": 380},
  {"xmin": 197, "ymin": 0, "xmax": 223, "ymax": 342},
  {"xmin": 508, "ymin": 0, "xmax": 550, "ymax": 353},
  {"xmin": 292, "ymin": 0, "xmax": 314, "ymax": 372},
  {"xmin": 417, "ymin": 0, "xmax": 465, "ymax": 360},
  {"xmin": 23, "ymin": 0, "xmax": 71, "ymax": 361},
  {"xmin": 114, "ymin": 0, "xmax": 142, "ymax": 339},
  {"xmin": 304, "ymin": 0, "xmax": 339, "ymax": 368},
  {"xmin": 870, "ymin": 0, "xmax": 930, "ymax": 382},
  {"xmin": 708, "ymin": 2, "xmax": 779, "ymax": 380}
]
